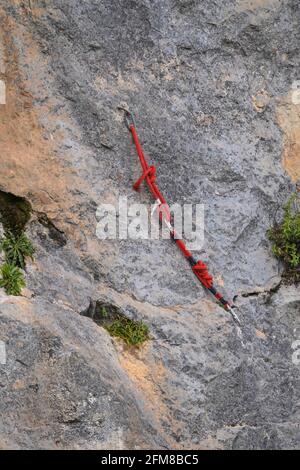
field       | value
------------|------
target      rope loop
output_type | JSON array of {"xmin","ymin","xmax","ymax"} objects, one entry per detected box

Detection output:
[{"xmin": 133, "ymin": 165, "xmax": 156, "ymax": 191}]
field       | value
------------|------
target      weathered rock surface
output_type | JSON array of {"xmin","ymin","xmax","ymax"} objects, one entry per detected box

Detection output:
[{"xmin": 0, "ymin": 0, "xmax": 300, "ymax": 449}]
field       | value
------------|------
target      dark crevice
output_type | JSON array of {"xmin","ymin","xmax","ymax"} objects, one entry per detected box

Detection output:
[
  {"xmin": 36, "ymin": 213, "xmax": 67, "ymax": 247},
  {"xmin": 235, "ymin": 291, "xmax": 262, "ymax": 300},
  {"xmin": 233, "ymin": 280, "xmax": 283, "ymax": 302},
  {"xmin": 80, "ymin": 300, "xmax": 121, "ymax": 327},
  {"xmin": 58, "ymin": 417, "xmax": 82, "ymax": 425},
  {"xmin": 282, "ymin": 268, "xmax": 300, "ymax": 285},
  {"xmin": 0, "ymin": 190, "xmax": 32, "ymax": 235}
]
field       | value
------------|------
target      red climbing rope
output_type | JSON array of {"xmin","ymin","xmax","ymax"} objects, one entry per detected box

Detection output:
[
  {"xmin": 133, "ymin": 165, "xmax": 157, "ymax": 191},
  {"xmin": 123, "ymin": 110, "xmax": 241, "ymax": 325},
  {"xmin": 130, "ymin": 125, "xmax": 167, "ymax": 206},
  {"xmin": 192, "ymin": 261, "xmax": 213, "ymax": 289}
]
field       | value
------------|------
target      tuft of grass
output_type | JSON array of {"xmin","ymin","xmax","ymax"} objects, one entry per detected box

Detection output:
[
  {"xmin": 99, "ymin": 306, "xmax": 109, "ymax": 319},
  {"xmin": 268, "ymin": 192, "xmax": 300, "ymax": 282},
  {"xmin": 0, "ymin": 231, "xmax": 35, "ymax": 269},
  {"xmin": 80, "ymin": 301, "xmax": 151, "ymax": 347},
  {"xmin": 0, "ymin": 263, "xmax": 25, "ymax": 296},
  {"xmin": 105, "ymin": 316, "xmax": 150, "ymax": 346}
]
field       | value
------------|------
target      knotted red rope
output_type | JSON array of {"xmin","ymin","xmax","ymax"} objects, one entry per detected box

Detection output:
[
  {"xmin": 192, "ymin": 261, "xmax": 213, "ymax": 289},
  {"xmin": 130, "ymin": 125, "xmax": 167, "ymax": 205},
  {"xmin": 133, "ymin": 165, "xmax": 156, "ymax": 191},
  {"xmin": 123, "ymin": 110, "xmax": 240, "ymax": 325}
]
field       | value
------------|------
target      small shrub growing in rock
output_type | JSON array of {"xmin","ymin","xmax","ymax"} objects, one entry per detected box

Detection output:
[
  {"xmin": 0, "ymin": 262, "xmax": 26, "ymax": 296},
  {"xmin": 81, "ymin": 301, "xmax": 150, "ymax": 347},
  {"xmin": 268, "ymin": 192, "xmax": 300, "ymax": 283},
  {"xmin": 0, "ymin": 231, "xmax": 35, "ymax": 269},
  {"xmin": 105, "ymin": 316, "xmax": 150, "ymax": 346}
]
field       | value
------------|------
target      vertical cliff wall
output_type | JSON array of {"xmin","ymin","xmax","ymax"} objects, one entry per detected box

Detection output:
[{"xmin": 0, "ymin": 0, "xmax": 299, "ymax": 449}]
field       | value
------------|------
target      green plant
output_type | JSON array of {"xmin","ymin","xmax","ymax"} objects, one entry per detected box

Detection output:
[
  {"xmin": 0, "ymin": 231, "xmax": 35, "ymax": 269},
  {"xmin": 0, "ymin": 263, "xmax": 25, "ymax": 296},
  {"xmin": 268, "ymin": 193, "xmax": 300, "ymax": 279},
  {"xmin": 105, "ymin": 316, "xmax": 150, "ymax": 346},
  {"xmin": 99, "ymin": 306, "xmax": 109, "ymax": 319}
]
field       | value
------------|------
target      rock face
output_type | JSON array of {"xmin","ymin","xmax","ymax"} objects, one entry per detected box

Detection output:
[{"xmin": 0, "ymin": 0, "xmax": 300, "ymax": 449}]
